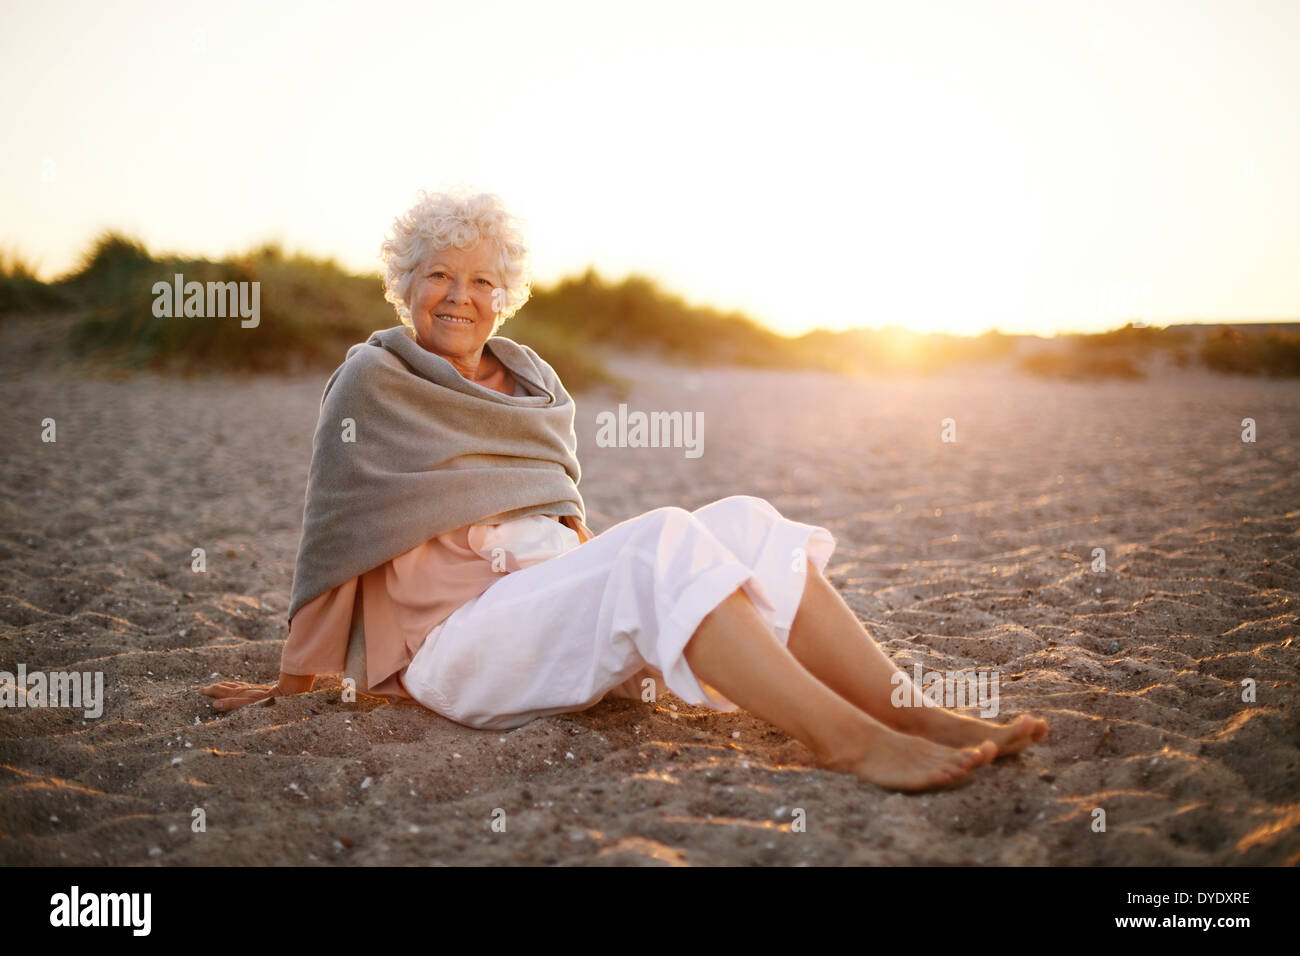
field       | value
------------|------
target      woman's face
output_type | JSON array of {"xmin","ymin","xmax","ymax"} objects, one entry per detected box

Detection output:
[{"xmin": 408, "ymin": 240, "xmax": 503, "ymax": 370}]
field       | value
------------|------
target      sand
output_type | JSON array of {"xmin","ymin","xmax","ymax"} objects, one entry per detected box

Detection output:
[{"xmin": 1, "ymin": 313, "xmax": 1297, "ymax": 866}]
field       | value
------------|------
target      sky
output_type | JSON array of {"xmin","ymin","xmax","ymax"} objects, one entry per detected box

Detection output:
[{"xmin": 1, "ymin": 0, "xmax": 1297, "ymax": 337}]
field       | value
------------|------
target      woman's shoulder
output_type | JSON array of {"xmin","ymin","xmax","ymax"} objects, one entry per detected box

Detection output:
[
  {"xmin": 489, "ymin": 336, "xmax": 555, "ymax": 378},
  {"xmin": 322, "ymin": 335, "xmax": 406, "ymax": 400},
  {"xmin": 489, "ymin": 337, "xmax": 572, "ymax": 402}
]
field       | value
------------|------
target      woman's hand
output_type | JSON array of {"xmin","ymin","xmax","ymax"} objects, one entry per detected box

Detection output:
[{"xmin": 198, "ymin": 673, "xmax": 314, "ymax": 712}]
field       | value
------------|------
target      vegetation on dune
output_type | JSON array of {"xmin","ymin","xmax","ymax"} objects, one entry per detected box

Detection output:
[
  {"xmin": 4, "ymin": 234, "xmax": 813, "ymax": 390},
  {"xmin": 1059, "ymin": 323, "xmax": 1193, "ymax": 352},
  {"xmin": 1016, "ymin": 322, "xmax": 1300, "ymax": 380},
  {"xmin": 62, "ymin": 234, "xmax": 398, "ymax": 374},
  {"xmin": 518, "ymin": 268, "xmax": 835, "ymax": 371},
  {"xmin": 0, "ymin": 248, "xmax": 77, "ymax": 315},
  {"xmin": 1200, "ymin": 326, "xmax": 1300, "ymax": 378},
  {"xmin": 2, "ymin": 234, "xmax": 1297, "ymax": 383}
]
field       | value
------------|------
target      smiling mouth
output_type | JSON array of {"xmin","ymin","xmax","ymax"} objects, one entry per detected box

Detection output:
[{"xmin": 437, "ymin": 314, "xmax": 474, "ymax": 325}]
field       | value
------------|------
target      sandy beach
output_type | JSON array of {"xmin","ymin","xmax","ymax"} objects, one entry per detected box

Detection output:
[{"xmin": 1, "ymin": 313, "xmax": 1296, "ymax": 866}]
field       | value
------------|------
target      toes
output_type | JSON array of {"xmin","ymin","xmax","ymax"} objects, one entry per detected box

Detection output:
[
  {"xmin": 996, "ymin": 717, "xmax": 1046, "ymax": 753},
  {"xmin": 919, "ymin": 764, "xmax": 959, "ymax": 789},
  {"xmin": 945, "ymin": 758, "xmax": 974, "ymax": 780},
  {"xmin": 1017, "ymin": 715, "xmax": 1047, "ymax": 737},
  {"xmin": 1006, "ymin": 716, "xmax": 1034, "ymax": 737},
  {"xmin": 948, "ymin": 742, "xmax": 996, "ymax": 774},
  {"xmin": 1007, "ymin": 717, "xmax": 1048, "ymax": 748},
  {"xmin": 957, "ymin": 745, "xmax": 990, "ymax": 770}
]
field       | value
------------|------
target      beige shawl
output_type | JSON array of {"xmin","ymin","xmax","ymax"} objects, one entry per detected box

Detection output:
[{"xmin": 287, "ymin": 325, "xmax": 586, "ymax": 623}]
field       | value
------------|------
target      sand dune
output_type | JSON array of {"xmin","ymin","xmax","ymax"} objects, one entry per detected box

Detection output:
[{"xmin": 1, "ymin": 315, "xmax": 1296, "ymax": 865}]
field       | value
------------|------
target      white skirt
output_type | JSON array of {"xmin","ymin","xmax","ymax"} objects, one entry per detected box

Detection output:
[{"xmin": 400, "ymin": 495, "xmax": 837, "ymax": 730}]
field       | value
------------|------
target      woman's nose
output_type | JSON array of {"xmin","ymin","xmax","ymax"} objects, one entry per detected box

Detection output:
[{"xmin": 445, "ymin": 277, "xmax": 470, "ymax": 302}]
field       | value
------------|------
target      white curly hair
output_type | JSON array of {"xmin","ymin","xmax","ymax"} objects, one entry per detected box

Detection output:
[{"xmin": 379, "ymin": 188, "xmax": 532, "ymax": 330}]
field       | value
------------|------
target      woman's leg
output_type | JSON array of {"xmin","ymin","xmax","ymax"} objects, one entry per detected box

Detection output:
[
  {"xmin": 784, "ymin": 563, "xmax": 1048, "ymax": 755},
  {"xmin": 404, "ymin": 499, "xmax": 1010, "ymax": 789},
  {"xmin": 402, "ymin": 505, "xmax": 816, "ymax": 731},
  {"xmin": 682, "ymin": 586, "xmax": 996, "ymax": 791},
  {"xmin": 686, "ymin": 495, "xmax": 1047, "ymax": 756}
]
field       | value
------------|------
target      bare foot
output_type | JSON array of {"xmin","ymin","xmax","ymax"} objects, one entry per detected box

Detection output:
[
  {"xmin": 903, "ymin": 710, "xmax": 1048, "ymax": 757},
  {"xmin": 821, "ymin": 724, "xmax": 997, "ymax": 791}
]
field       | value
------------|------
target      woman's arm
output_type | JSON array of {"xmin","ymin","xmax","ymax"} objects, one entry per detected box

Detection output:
[
  {"xmin": 199, "ymin": 581, "xmax": 354, "ymax": 711},
  {"xmin": 198, "ymin": 672, "xmax": 315, "ymax": 712}
]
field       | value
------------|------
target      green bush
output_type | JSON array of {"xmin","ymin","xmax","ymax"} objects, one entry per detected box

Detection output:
[
  {"xmin": 1064, "ymin": 322, "xmax": 1192, "ymax": 352},
  {"xmin": 59, "ymin": 234, "xmax": 840, "ymax": 387},
  {"xmin": 57, "ymin": 233, "xmax": 632, "ymax": 388},
  {"xmin": 0, "ymin": 249, "xmax": 77, "ymax": 316},
  {"xmin": 1201, "ymin": 326, "xmax": 1300, "ymax": 377},
  {"xmin": 518, "ymin": 268, "xmax": 835, "ymax": 371}
]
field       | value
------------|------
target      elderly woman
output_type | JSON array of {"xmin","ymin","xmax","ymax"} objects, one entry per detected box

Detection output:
[{"xmin": 200, "ymin": 190, "xmax": 1046, "ymax": 791}]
